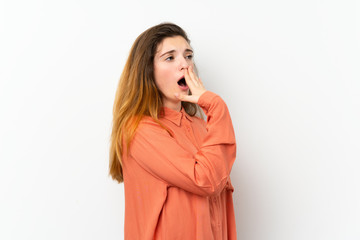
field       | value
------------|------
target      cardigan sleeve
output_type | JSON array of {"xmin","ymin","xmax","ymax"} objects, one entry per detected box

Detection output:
[{"xmin": 128, "ymin": 91, "xmax": 236, "ymax": 196}]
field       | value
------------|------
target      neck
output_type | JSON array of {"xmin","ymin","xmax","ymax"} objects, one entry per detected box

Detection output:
[{"xmin": 163, "ymin": 100, "xmax": 182, "ymax": 112}]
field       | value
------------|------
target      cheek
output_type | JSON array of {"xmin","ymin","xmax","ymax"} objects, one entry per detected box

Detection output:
[{"xmin": 154, "ymin": 65, "xmax": 173, "ymax": 90}]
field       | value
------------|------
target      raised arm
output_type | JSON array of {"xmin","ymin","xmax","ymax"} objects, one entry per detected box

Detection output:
[{"xmin": 129, "ymin": 90, "xmax": 236, "ymax": 196}]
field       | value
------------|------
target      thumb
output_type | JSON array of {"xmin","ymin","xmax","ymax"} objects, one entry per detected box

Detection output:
[{"xmin": 174, "ymin": 93, "xmax": 199, "ymax": 103}]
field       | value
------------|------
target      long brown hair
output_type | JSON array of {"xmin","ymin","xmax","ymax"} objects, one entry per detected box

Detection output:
[{"xmin": 109, "ymin": 22, "xmax": 202, "ymax": 183}]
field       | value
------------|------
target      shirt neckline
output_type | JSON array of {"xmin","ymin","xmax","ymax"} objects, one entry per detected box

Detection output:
[{"xmin": 160, "ymin": 106, "xmax": 193, "ymax": 126}]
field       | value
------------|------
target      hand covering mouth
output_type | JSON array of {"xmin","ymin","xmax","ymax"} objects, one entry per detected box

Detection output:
[{"xmin": 177, "ymin": 77, "xmax": 187, "ymax": 87}]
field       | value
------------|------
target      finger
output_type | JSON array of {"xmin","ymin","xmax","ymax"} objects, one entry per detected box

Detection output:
[
  {"xmin": 187, "ymin": 67, "xmax": 199, "ymax": 87},
  {"xmin": 174, "ymin": 92, "xmax": 199, "ymax": 103},
  {"xmin": 188, "ymin": 66, "xmax": 199, "ymax": 85},
  {"xmin": 184, "ymin": 68, "xmax": 196, "ymax": 87}
]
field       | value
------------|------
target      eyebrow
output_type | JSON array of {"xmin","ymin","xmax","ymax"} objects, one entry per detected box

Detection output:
[{"xmin": 159, "ymin": 48, "xmax": 193, "ymax": 58}]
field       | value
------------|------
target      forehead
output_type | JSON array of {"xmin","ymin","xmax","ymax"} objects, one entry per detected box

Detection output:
[{"xmin": 156, "ymin": 36, "xmax": 191, "ymax": 54}]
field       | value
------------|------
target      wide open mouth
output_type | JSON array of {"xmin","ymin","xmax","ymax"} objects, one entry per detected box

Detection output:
[{"xmin": 177, "ymin": 77, "xmax": 187, "ymax": 87}]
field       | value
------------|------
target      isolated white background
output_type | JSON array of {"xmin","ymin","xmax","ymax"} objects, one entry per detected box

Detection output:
[{"xmin": 1, "ymin": 0, "xmax": 359, "ymax": 239}]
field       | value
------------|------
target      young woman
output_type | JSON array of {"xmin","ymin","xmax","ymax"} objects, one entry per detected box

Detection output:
[{"xmin": 109, "ymin": 23, "xmax": 237, "ymax": 240}]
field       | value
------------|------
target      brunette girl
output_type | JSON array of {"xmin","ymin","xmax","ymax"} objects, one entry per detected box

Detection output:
[{"xmin": 109, "ymin": 22, "xmax": 237, "ymax": 240}]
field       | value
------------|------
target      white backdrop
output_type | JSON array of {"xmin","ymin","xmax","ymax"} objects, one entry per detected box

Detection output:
[{"xmin": 1, "ymin": 0, "xmax": 359, "ymax": 239}]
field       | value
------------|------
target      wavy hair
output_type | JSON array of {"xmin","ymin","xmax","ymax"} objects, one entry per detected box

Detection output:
[{"xmin": 109, "ymin": 23, "xmax": 202, "ymax": 183}]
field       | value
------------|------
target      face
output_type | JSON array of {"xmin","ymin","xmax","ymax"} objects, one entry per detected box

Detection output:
[{"xmin": 153, "ymin": 36, "xmax": 194, "ymax": 111}]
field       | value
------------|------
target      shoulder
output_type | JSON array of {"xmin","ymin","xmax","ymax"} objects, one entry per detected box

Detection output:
[
  {"xmin": 136, "ymin": 116, "xmax": 172, "ymax": 136},
  {"xmin": 129, "ymin": 116, "xmax": 175, "ymax": 155},
  {"xmin": 138, "ymin": 115, "xmax": 158, "ymax": 126}
]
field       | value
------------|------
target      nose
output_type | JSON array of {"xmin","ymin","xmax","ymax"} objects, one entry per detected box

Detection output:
[{"xmin": 179, "ymin": 56, "xmax": 190, "ymax": 71}]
